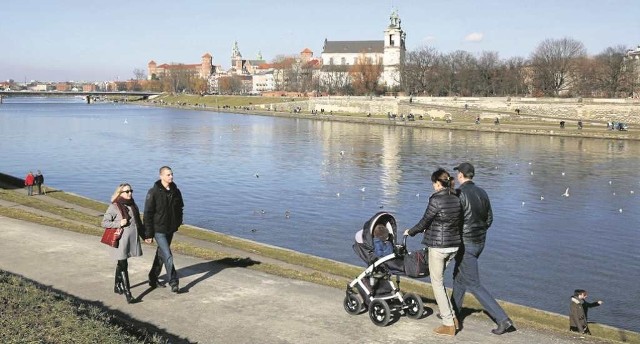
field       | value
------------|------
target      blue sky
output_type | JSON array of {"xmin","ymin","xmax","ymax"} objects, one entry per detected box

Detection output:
[{"xmin": 1, "ymin": 0, "xmax": 638, "ymax": 82}]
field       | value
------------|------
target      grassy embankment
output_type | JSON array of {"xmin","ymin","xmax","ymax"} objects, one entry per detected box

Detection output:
[{"xmin": 135, "ymin": 94, "xmax": 640, "ymax": 141}]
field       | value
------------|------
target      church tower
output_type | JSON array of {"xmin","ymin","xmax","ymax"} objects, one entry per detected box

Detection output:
[
  {"xmin": 383, "ymin": 9, "xmax": 406, "ymax": 88},
  {"xmin": 231, "ymin": 41, "xmax": 243, "ymax": 72}
]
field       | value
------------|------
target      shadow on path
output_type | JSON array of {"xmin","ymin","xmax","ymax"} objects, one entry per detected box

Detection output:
[{"xmin": 135, "ymin": 257, "xmax": 260, "ymax": 300}]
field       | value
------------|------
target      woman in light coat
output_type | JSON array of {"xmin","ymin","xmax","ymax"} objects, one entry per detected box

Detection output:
[{"xmin": 101, "ymin": 183, "xmax": 150, "ymax": 303}]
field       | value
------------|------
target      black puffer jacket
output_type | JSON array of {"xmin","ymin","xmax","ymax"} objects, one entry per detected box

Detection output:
[
  {"xmin": 407, "ymin": 189, "xmax": 462, "ymax": 248},
  {"xmin": 457, "ymin": 181, "xmax": 493, "ymax": 244},
  {"xmin": 144, "ymin": 180, "xmax": 184, "ymax": 237}
]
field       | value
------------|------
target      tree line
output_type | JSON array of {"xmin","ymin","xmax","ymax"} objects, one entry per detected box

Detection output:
[
  {"xmin": 133, "ymin": 37, "xmax": 638, "ymax": 98},
  {"xmin": 398, "ymin": 38, "xmax": 636, "ymax": 98}
]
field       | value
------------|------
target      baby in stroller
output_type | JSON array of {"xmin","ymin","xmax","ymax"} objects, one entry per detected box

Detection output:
[{"xmin": 344, "ymin": 211, "xmax": 426, "ymax": 326}]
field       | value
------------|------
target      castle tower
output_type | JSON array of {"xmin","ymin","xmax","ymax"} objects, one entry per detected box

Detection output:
[
  {"xmin": 382, "ymin": 9, "xmax": 406, "ymax": 88},
  {"xmin": 147, "ymin": 60, "xmax": 157, "ymax": 80},
  {"xmin": 300, "ymin": 48, "xmax": 313, "ymax": 62},
  {"xmin": 201, "ymin": 53, "xmax": 213, "ymax": 78}
]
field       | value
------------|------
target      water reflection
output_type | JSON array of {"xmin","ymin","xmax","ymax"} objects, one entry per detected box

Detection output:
[{"xmin": 1, "ymin": 98, "xmax": 639, "ymax": 332}]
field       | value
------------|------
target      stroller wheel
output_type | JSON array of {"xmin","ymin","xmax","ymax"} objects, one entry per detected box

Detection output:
[
  {"xmin": 403, "ymin": 292, "xmax": 424, "ymax": 319},
  {"xmin": 368, "ymin": 299, "xmax": 391, "ymax": 326},
  {"xmin": 343, "ymin": 293, "xmax": 364, "ymax": 315}
]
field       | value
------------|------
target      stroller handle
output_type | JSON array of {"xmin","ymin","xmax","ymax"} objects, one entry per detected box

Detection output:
[{"xmin": 394, "ymin": 234, "xmax": 409, "ymax": 255}]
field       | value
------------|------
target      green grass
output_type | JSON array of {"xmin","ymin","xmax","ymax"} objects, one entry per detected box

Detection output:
[
  {"xmin": 0, "ymin": 188, "xmax": 102, "ymax": 227},
  {"xmin": 0, "ymin": 271, "xmax": 169, "ymax": 344}
]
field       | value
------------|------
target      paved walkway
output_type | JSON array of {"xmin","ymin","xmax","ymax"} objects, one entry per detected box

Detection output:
[{"xmin": 0, "ymin": 215, "xmax": 607, "ymax": 344}]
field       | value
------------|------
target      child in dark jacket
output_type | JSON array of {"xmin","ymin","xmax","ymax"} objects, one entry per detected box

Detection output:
[
  {"xmin": 569, "ymin": 289, "xmax": 603, "ymax": 335},
  {"xmin": 372, "ymin": 224, "xmax": 393, "ymax": 258}
]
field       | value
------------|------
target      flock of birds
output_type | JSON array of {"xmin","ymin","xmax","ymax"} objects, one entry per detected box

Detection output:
[{"xmin": 247, "ymin": 152, "xmax": 634, "ymax": 233}]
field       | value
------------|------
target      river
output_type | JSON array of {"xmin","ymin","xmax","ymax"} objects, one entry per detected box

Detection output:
[{"xmin": 1, "ymin": 97, "xmax": 639, "ymax": 332}]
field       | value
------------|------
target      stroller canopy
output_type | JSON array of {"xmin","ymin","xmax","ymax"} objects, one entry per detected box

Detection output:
[{"xmin": 355, "ymin": 211, "xmax": 397, "ymax": 247}]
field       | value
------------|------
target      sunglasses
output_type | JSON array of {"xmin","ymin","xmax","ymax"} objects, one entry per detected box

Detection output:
[{"xmin": 121, "ymin": 190, "xmax": 133, "ymax": 194}]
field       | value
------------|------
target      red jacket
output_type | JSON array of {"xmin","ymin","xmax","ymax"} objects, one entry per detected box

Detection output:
[{"xmin": 25, "ymin": 174, "xmax": 34, "ymax": 186}]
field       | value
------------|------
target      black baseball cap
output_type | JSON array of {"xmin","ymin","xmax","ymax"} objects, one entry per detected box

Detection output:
[{"xmin": 453, "ymin": 162, "xmax": 475, "ymax": 175}]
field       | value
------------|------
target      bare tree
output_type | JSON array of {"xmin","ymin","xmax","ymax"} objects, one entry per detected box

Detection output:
[
  {"xmin": 530, "ymin": 37, "xmax": 587, "ymax": 96},
  {"xmin": 441, "ymin": 50, "xmax": 477, "ymax": 96},
  {"xmin": 349, "ymin": 53, "xmax": 383, "ymax": 95},
  {"xmin": 218, "ymin": 75, "xmax": 243, "ymax": 95},
  {"xmin": 593, "ymin": 45, "xmax": 631, "ymax": 97},
  {"xmin": 321, "ymin": 65, "xmax": 351, "ymax": 95},
  {"xmin": 500, "ymin": 56, "xmax": 527, "ymax": 96},
  {"xmin": 133, "ymin": 68, "xmax": 146, "ymax": 81},
  {"xmin": 403, "ymin": 46, "xmax": 442, "ymax": 95},
  {"xmin": 475, "ymin": 51, "xmax": 500, "ymax": 96}
]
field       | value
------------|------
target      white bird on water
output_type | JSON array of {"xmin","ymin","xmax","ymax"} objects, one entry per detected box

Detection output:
[
  {"xmin": 540, "ymin": 195, "xmax": 544, "ymax": 200},
  {"xmin": 124, "ymin": 118, "xmax": 128, "ymax": 124},
  {"xmin": 562, "ymin": 188, "xmax": 570, "ymax": 197},
  {"xmin": 360, "ymin": 187, "xmax": 366, "ymax": 192}
]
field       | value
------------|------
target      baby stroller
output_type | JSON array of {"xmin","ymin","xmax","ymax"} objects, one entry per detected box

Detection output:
[{"xmin": 343, "ymin": 211, "xmax": 427, "ymax": 326}]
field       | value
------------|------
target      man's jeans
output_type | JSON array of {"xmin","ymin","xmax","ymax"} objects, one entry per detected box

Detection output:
[
  {"xmin": 452, "ymin": 241, "xmax": 508, "ymax": 323},
  {"xmin": 150, "ymin": 232, "xmax": 178, "ymax": 286},
  {"xmin": 429, "ymin": 247, "xmax": 458, "ymax": 326}
]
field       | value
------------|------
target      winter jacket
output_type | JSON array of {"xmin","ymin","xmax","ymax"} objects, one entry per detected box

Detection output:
[
  {"xmin": 407, "ymin": 188, "xmax": 462, "ymax": 248},
  {"xmin": 24, "ymin": 174, "xmax": 34, "ymax": 186},
  {"xmin": 143, "ymin": 180, "xmax": 184, "ymax": 237},
  {"xmin": 457, "ymin": 181, "xmax": 493, "ymax": 244},
  {"xmin": 569, "ymin": 296, "xmax": 600, "ymax": 334}
]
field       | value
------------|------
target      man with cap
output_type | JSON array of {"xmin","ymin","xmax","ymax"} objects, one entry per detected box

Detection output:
[{"xmin": 451, "ymin": 162, "xmax": 515, "ymax": 335}]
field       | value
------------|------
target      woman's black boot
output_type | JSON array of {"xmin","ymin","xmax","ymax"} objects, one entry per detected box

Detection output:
[
  {"xmin": 114, "ymin": 265, "xmax": 123, "ymax": 294},
  {"xmin": 120, "ymin": 269, "xmax": 134, "ymax": 303}
]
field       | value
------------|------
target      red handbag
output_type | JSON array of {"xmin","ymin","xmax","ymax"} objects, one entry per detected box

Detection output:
[
  {"xmin": 100, "ymin": 204, "xmax": 125, "ymax": 248},
  {"xmin": 100, "ymin": 227, "xmax": 123, "ymax": 248}
]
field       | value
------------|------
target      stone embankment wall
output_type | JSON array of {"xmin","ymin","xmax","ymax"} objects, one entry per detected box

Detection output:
[{"xmin": 302, "ymin": 96, "xmax": 640, "ymax": 124}]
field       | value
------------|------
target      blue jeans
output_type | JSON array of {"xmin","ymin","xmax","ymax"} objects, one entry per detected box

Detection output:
[
  {"xmin": 26, "ymin": 185, "xmax": 33, "ymax": 196},
  {"xmin": 150, "ymin": 232, "xmax": 178, "ymax": 286},
  {"xmin": 452, "ymin": 241, "xmax": 508, "ymax": 324}
]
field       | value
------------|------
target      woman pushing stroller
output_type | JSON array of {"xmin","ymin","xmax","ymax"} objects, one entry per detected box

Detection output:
[{"xmin": 404, "ymin": 168, "xmax": 462, "ymax": 337}]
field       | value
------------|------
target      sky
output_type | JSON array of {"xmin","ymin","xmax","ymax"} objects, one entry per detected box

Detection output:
[{"xmin": 1, "ymin": 0, "xmax": 638, "ymax": 82}]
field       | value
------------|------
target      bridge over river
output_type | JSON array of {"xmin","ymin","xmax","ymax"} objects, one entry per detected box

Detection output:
[{"xmin": 0, "ymin": 90, "xmax": 161, "ymax": 103}]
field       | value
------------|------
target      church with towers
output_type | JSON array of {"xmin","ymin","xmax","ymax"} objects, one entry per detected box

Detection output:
[{"xmin": 320, "ymin": 9, "xmax": 406, "ymax": 89}]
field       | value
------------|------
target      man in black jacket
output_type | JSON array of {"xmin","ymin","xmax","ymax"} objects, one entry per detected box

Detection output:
[
  {"xmin": 450, "ymin": 162, "xmax": 515, "ymax": 335},
  {"xmin": 144, "ymin": 166, "xmax": 184, "ymax": 293}
]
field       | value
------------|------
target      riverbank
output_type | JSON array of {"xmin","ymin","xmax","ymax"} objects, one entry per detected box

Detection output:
[
  {"xmin": 136, "ymin": 94, "xmax": 640, "ymax": 141},
  {"xmin": 0, "ymin": 173, "xmax": 637, "ymax": 343}
]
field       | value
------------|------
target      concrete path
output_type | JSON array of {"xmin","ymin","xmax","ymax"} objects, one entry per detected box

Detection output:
[{"xmin": 0, "ymin": 215, "xmax": 607, "ymax": 344}]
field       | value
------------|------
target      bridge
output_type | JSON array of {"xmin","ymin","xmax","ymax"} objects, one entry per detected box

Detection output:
[{"xmin": 0, "ymin": 90, "xmax": 162, "ymax": 104}]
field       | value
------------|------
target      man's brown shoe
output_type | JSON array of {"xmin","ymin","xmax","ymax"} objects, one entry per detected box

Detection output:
[{"xmin": 434, "ymin": 325, "xmax": 456, "ymax": 336}]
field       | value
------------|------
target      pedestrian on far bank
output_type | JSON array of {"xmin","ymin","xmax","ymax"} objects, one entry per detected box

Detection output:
[
  {"xmin": 570, "ymin": 289, "xmax": 603, "ymax": 335},
  {"xmin": 144, "ymin": 166, "xmax": 184, "ymax": 293},
  {"xmin": 24, "ymin": 171, "xmax": 35, "ymax": 196},
  {"xmin": 34, "ymin": 170, "xmax": 44, "ymax": 195},
  {"xmin": 450, "ymin": 162, "xmax": 515, "ymax": 335},
  {"xmin": 404, "ymin": 168, "xmax": 462, "ymax": 337},
  {"xmin": 101, "ymin": 183, "xmax": 148, "ymax": 304}
]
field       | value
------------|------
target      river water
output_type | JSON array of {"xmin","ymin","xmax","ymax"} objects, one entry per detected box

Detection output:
[{"xmin": 1, "ymin": 97, "xmax": 639, "ymax": 332}]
